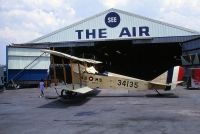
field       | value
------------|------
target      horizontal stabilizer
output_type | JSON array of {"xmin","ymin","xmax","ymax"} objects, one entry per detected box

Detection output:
[
  {"xmin": 66, "ymin": 86, "xmax": 94, "ymax": 94},
  {"xmin": 150, "ymin": 81, "xmax": 168, "ymax": 86},
  {"xmin": 169, "ymin": 81, "xmax": 184, "ymax": 86},
  {"xmin": 149, "ymin": 80, "xmax": 183, "ymax": 90}
]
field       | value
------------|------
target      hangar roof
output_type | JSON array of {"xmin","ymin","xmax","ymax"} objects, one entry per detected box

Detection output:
[{"xmin": 29, "ymin": 8, "xmax": 199, "ymax": 44}]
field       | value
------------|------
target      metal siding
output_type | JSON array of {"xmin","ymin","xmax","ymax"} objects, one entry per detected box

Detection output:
[
  {"xmin": 8, "ymin": 70, "xmax": 48, "ymax": 81},
  {"xmin": 13, "ymin": 42, "xmax": 95, "ymax": 48},
  {"xmin": 8, "ymin": 56, "xmax": 50, "ymax": 69},
  {"xmin": 182, "ymin": 38, "xmax": 200, "ymax": 55},
  {"xmin": 31, "ymin": 9, "xmax": 199, "ymax": 43},
  {"xmin": 0, "ymin": 66, "xmax": 3, "ymax": 86},
  {"xmin": 7, "ymin": 47, "xmax": 50, "ymax": 70},
  {"xmin": 183, "ymin": 50, "xmax": 200, "ymax": 55},
  {"xmin": 6, "ymin": 46, "xmax": 8, "ymax": 82},
  {"xmin": 8, "ymin": 47, "xmax": 47, "ymax": 56}
]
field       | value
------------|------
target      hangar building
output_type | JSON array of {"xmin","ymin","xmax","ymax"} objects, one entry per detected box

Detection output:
[{"xmin": 6, "ymin": 8, "xmax": 200, "ymax": 87}]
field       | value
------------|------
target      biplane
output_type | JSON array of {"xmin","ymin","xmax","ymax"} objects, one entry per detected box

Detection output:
[{"xmin": 41, "ymin": 49, "xmax": 184, "ymax": 98}]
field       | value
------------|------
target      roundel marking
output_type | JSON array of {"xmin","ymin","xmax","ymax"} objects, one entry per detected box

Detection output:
[{"xmin": 89, "ymin": 76, "xmax": 94, "ymax": 81}]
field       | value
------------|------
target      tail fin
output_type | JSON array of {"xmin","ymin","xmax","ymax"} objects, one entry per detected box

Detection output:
[{"xmin": 151, "ymin": 66, "xmax": 184, "ymax": 90}]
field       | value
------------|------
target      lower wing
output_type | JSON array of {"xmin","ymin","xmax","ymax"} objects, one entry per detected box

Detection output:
[{"xmin": 66, "ymin": 86, "xmax": 94, "ymax": 94}]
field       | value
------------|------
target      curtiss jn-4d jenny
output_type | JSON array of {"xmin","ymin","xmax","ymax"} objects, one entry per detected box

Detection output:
[{"xmin": 41, "ymin": 49, "xmax": 184, "ymax": 98}]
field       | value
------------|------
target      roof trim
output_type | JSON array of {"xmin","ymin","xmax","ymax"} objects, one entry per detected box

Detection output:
[
  {"xmin": 113, "ymin": 8, "xmax": 200, "ymax": 34},
  {"xmin": 29, "ymin": 9, "xmax": 112, "ymax": 43},
  {"xmin": 29, "ymin": 8, "xmax": 200, "ymax": 43}
]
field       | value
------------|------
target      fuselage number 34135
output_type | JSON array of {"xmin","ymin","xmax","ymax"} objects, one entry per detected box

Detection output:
[{"xmin": 117, "ymin": 80, "xmax": 138, "ymax": 88}]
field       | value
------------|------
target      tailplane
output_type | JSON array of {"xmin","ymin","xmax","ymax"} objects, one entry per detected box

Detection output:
[{"xmin": 151, "ymin": 66, "xmax": 184, "ymax": 90}]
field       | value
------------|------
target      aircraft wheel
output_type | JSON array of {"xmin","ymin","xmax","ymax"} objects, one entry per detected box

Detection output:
[
  {"xmin": 61, "ymin": 89, "xmax": 77, "ymax": 98},
  {"xmin": 61, "ymin": 89, "xmax": 69, "ymax": 99},
  {"xmin": 66, "ymin": 91, "xmax": 77, "ymax": 98}
]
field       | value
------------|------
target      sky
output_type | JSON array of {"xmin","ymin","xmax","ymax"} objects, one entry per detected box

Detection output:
[{"xmin": 1, "ymin": 0, "xmax": 200, "ymax": 65}]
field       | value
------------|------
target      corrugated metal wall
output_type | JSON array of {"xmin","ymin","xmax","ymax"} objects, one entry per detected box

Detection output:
[
  {"xmin": 7, "ymin": 47, "xmax": 50, "ymax": 81},
  {"xmin": 30, "ymin": 9, "xmax": 199, "ymax": 43},
  {"xmin": 0, "ymin": 66, "xmax": 4, "ymax": 86},
  {"xmin": 8, "ymin": 47, "xmax": 50, "ymax": 69},
  {"xmin": 182, "ymin": 38, "xmax": 200, "ymax": 55},
  {"xmin": 181, "ymin": 38, "xmax": 200, "ymax": 78}
]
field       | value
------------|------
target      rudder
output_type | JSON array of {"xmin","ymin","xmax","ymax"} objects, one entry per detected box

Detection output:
[
  {"xmin": 151, "ymin": 66, "xmax": 184, "ymax": 90},
  {"xmin": 165, "ymin": 66, "xmax": 184, "ymax": 90}
]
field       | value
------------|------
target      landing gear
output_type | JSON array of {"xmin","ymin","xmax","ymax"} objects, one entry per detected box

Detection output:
[
  {"xmin": 61, "ymin": 89, "xmax": 77, "ymax": 99},
  {"xmin": 150, "ymin": 89, "xmax": 177, "ymax": 98},
  {"xmin": 154, "ymin": 89, "xmax": 162, "ymax": 96}
]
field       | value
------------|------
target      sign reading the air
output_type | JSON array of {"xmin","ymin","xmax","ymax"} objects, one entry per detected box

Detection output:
[{"xmin": 75, "ymin": 12, "xmax": 150, "ymax": 40}]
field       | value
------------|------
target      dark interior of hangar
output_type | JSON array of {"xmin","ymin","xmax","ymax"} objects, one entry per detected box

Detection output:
[{"xmin": 53, "ymin": 40, "xmax": 182, "ymax": 81}]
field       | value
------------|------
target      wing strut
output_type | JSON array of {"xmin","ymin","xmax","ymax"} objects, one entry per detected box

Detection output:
[
  {"xmin": 70, "ymin": 60, "xmax": 75, "ymax": 90},
  {"xmin": 78, "ymin": 63, "xmax": 82, "ymax": 87},
  {"xmin": 52, "ymin": 48, "xmax": 57, "ymax": 85},
  {"xmin": 62, "ymin": 58, "xmax": 67, "ymax": 85},
  {"xmin": 84, "ymin": 62, "xmax": 87, "ymax": 72}
]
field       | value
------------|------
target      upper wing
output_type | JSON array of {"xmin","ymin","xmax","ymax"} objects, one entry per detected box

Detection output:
[{"xmin": 41, "ymin": 49, "xmax": 102, "ymax": 64}]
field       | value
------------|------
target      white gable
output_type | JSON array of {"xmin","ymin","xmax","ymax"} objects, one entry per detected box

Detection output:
[{"xmin": 30, "ymin": 8, "xmax": 199, "ymax": 43}]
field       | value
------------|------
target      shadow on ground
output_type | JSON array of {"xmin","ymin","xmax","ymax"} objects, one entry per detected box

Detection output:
[
  {"xmin": 184, "ymin": 87, "xmax": 200, "ymax": 90},
  {"xmin": 38, "ymin": 89, "xmax": 101, "ymax": 108},
  {"xmin": 38, "ymin": 98, "xmax": 91, "ymax": 108},
  {"xmin": 93, "ymin": 91, "xmax": 179, "ymax": 98},
  {"xmin": 145, "ymin": 93, "xmax": 179, "ymax": 98}
]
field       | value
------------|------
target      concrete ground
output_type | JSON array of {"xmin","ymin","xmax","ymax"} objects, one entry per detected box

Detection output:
[{"xmin": 0, "ymin": 86, "xmax": 200, "ymax": 134}]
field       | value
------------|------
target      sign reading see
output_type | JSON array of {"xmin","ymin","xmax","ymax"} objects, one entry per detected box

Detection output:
[{"xmin": 105, "ymin": 12, "xmax": 120, "ymax": 28}]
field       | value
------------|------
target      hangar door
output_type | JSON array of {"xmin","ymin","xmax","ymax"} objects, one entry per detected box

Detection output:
[{"xmin": 63, "ymin": 40, "xmax": 182, "ymax": 81}]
